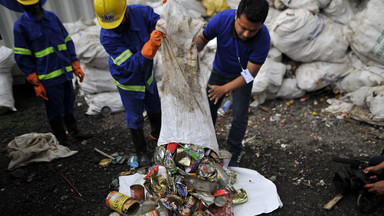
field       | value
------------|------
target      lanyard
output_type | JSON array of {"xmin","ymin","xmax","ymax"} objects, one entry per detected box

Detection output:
[{"xmin": 235, "ymin": 40, "xmax": 245, "ymax": 71}]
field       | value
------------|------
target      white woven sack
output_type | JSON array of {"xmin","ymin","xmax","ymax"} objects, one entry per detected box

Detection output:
[
  {"xmin": 157, "ymin": 0, "xmax": 219, "ymax": 153},
  {"xmin": 344, "ymin": 0, "xmax": 384, "ymax": 66},
  {"xmin": 295, "ymin": 61, "xmax": 350, "ymax": 92},
  {"xmin": 270, "ymin": 9, "xmax": 349, "ymax": 63}
]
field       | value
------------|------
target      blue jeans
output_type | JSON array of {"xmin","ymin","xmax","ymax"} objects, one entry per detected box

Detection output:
[{"xmin": 207, "ymin": 69, "xmax": 253, "ymax": 157}]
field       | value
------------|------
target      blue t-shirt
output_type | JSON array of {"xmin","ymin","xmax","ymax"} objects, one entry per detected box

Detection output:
[{"xmin": 203, "ymin": 9, "xmax": 270, "ymax": 76}]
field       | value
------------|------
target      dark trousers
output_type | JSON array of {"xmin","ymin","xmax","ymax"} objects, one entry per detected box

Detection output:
[
  {"xmin": 207, "ymin": 69, "xmax": 253, "ymax": 157},
  {"xmin": 44, "ymin": 81, "xmax": 75, "ymax": 121}
]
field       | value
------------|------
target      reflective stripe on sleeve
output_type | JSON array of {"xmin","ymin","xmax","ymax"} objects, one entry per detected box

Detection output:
[
  {"xmin": 14, "ymin": 47, "xmax": 32, "ymax": 55},
  {"xmin": 64, "ymin": 35, "xmax": 72, "ymax": 43},
  {"xmin": 147, "ymin": 70, "xmax": 154, "ymax": 86},
  {"xmin": 16, "ymin": 35, "xmax": 72, "ymax": 58},
  {"xmin": 112, "ymin": 49, "xmax": 133, "ymax": 66}
]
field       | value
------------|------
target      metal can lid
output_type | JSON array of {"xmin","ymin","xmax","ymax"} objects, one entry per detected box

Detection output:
[{"xmin": 214, "ymin": 196, "xmax": 228, "ymax": 207}]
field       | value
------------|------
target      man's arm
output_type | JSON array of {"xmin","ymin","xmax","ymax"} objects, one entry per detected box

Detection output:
[
  {"xmin": 208, "ymin": 61, "xmax": 262, "ymax": 104},
  {"xmin": 364, "ymin": 180, "xmax": 384, "ymax": 195},
  {"xmin": 195, "ymin": 32, "xmax": 210, "ymax": 52}
]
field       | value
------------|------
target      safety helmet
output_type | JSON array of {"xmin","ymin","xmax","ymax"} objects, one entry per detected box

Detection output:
[
  {"xmin": 17, "ymin": 0, "xmax": 40, "ymax": 5},
  {"xmin": 94, "ymin": 0, "xmax": 127, "ymax": 29}
]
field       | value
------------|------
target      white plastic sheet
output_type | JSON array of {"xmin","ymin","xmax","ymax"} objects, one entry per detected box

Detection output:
[
  {"xmin": 119, "ymin": 167, "xmax": 283, "ymax": 216},
  {"xmin": 157, "ymin": 0, "xmax": 219, "ymax": 153}
]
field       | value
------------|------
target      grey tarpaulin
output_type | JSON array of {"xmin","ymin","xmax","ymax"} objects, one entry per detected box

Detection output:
[{"xmin": 7, "ymin": 133, "xmax": 78, "ymax": 170}]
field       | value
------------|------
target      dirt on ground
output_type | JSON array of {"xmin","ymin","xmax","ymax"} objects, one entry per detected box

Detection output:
[{"xmin": 1, "ymin": 83, "xmax": 383, "ymax": 216}]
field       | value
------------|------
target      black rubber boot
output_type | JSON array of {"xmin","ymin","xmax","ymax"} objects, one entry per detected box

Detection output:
[
  {"xmin": 130, "ymin": 128, "xmax": 151, "ymax": 167},
  {"xmin": 49, "ymin": 117, "xmax": 72, "ymax": 147},
  {"xmin": 64, "ymin": 113, "xmax": 94, "ymax": 142},
  {"xmin": 148, "ymin": 113, "xmax": 161, "ymax": 140}
]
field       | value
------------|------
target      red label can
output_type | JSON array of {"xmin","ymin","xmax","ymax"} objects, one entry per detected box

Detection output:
[{"xmin": 130, "ymin": 184, "xmax": 145, "ymax": 202}]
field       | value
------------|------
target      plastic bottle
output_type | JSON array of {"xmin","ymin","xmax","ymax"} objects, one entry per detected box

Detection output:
[
  {"xmin": 182, "ymin": 176, "xmax": 219, "ymax": 193},
  {"xmin": 128, "ymin": 155, "xmax": 139, "ymax": 172},
  {"xmin": 218, "ymin": 100, "xmax": 231, "ymax": 116}
]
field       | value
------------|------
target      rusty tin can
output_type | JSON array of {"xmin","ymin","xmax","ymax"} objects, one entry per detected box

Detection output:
[
  {"xmin": 130, "ymin": 184, "xmax": 145, "ymax": 202},
  {"xmin": 105, "ymin": 191, "xmax": 140, "ymax": 215}
]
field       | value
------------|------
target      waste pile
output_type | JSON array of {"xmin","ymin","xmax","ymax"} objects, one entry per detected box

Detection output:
[{"xmin": 106, "ymin": 143, "xmax": 247, "ymax": 216}]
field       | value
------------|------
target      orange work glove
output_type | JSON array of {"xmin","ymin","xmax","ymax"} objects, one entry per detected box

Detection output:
[
  {"xmin": 141, "ymin": 30, "xmax": 166, "ymax": 60},
  {"xmin": 26, "ymin": 72, "xmax": 48, "ymax": 100},
  {"xmin": 72, "ymin": 61, "xmax": 85, "ymax": 82},
  {"xmin": 163, "ymin": 0, "xmax": 167, "ymax": 3}
]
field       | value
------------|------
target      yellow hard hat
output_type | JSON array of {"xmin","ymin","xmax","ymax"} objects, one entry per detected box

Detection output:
[
  {"xmin": 94, "ymin": 0, "xmax": 127, "ymax": 29},
  {"xmin": 17, "ymin": 0, "xmax": 39, "ymax": 5}
]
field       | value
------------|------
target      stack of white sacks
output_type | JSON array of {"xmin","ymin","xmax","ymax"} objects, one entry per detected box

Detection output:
[{"xmin": 64, "ymin": 0, "xmax": 384, "ymax": 125}]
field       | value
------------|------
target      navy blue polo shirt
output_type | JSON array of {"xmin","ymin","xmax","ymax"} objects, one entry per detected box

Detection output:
[{"xmin": 203, "ymin": 9, "xmax": 270, "ymax": 76}]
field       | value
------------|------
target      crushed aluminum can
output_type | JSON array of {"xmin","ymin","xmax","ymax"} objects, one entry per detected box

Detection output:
[
  {"xmin": 214, "ymin": 196, "xmax": 227, "ymax": 207},
  {"xmin": 167, "ymin": 194, "xmax": 184, "ymax": 207},
  {"xmin": 99, "ymin": 158, "xmax": 113, "ymax": 167},
  {"xmin": 210, "ymin": 151, "xmax": 222, "ymax": 164},
  {"xmin": 166, "ymin": 142, "xmax": 178, "ymax": 154},
  {"xmin": 197, "ymin": 158, "xmax": 216, "ymax": 179},
  {"xmin": 192, "ymin": 211, "xmax": 207, "ymax": 216},
  {"xmin": 215, "ymin": 163, "xmax": 230, "ymax": 188},
  {"xmin": 231, "ymin": 188, "xmax": 248, "ymax": 205},
  {"xmin": 180, "ymin": 195, "xmax": 197, "ymax": 216},
  {"xmin": 229, "ymin": 170, "xmax": 237, "ymax": 185},
  {"xmin": 144, "ymin": 166, "xmax": 169, "ymax": 198},
  {"xmin": 154, "ymin": 146, "xmax": 166, "ymax": 165},
  {"xmin": 159, "ymin": 197, "xmax": 179, "ymax": 211},
  {"xmin": 143, "ymin": 209, "xmax": 159, "ymax": 216},
  {"xmin": 183, "ymin": 176, "xmax": 219, "ymax": 193},
  {"xmin": 164, "ymin": 150, "xmax": 177, "ymax": 174},
  {"xmin": 183, "ymin": 144, "xmax": 205, "ymax": 160},
  {"xmin": 191, "ymin": 192, "xmax": 215, "ymax": 207},
  {"xmin": 209, "ymin": 189, "xmax": 233, "ymax": 216},
  {"xmin": 218, "ymin": 150, "xmax": 232, "ymax": 168},
  {"xmin": 175, "ymin": 150, "xmax": 192, "ymax": 167},
  {"xmin": 176, "ymin": 182, "xmax": 188, "ymax": 198}
]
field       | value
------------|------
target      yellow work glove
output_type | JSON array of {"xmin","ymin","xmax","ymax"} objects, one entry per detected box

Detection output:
[
  {"xmin": 72, "ymin": 60, "xmax": 85, "ymax": 82},
  {"xmin": 26, "ymin": 72, "xmax": 48, "ymax": 100},
  {"xmin": 141, "ymin": 30, "xmax": 165, "ymax": 60}
]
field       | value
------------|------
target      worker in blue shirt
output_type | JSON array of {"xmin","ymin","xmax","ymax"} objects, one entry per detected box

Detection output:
[
  {"xmin": 195, "ymin": 0, "xmax": 270, "ymax": 166},
  {"xmin": 13, "ymin": 0, "xmax": 94, "ymax": 149},
  {"xmin": 94, "ymin": 0, "xmax": 165, "ymax": 167}
]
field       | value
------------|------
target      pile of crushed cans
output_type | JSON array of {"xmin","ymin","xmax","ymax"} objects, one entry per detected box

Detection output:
[{"xmin": 106, "ymin": 142, "xmax": 248, "ymax": 216}]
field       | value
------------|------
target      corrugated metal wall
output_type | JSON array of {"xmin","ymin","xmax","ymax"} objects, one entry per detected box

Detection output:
[{"xmin": 0, "ymin": 0, "xmax": 96, "ymax": 48}]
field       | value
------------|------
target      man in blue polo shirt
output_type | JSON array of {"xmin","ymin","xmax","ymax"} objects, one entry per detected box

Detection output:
[{"xmin": 195, "ymin": 0, "xmax": 270, "ymax": 166}]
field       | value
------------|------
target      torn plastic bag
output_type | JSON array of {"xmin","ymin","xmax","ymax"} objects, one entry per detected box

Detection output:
[{"xmin": 157, "ymin": 0, "xmax": 219, "ymax": 154}]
